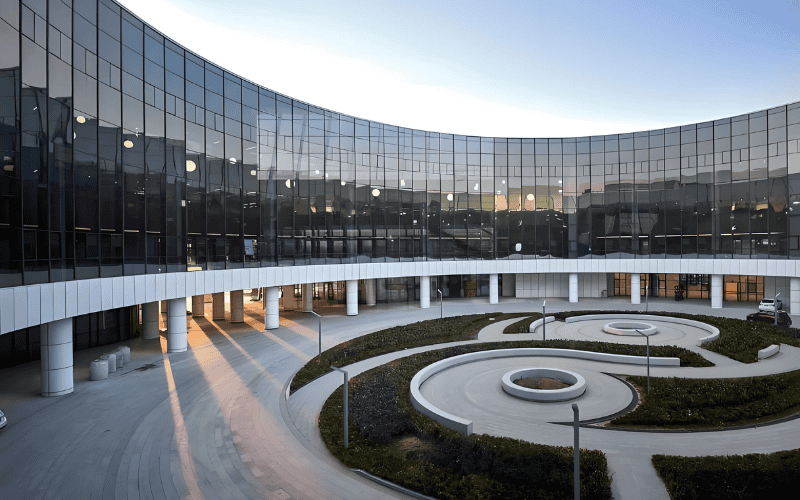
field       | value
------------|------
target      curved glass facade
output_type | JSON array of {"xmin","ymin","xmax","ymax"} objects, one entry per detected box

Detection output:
[{"xmin": 2, "ymin": 0, "xmax": 800, "ymax": 290}]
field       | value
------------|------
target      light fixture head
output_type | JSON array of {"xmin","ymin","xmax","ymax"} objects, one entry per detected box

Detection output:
[
  {"xmin": 340, "ymin": 180, "xmax": 346, "ymax": 186},
  {"xmin": 76, "ymin": 116, "xmax": 86, "ymax": 124},
  {"xmin": 250, "ymin": 170, "xmax": 256, "ymax": 176},
  {"xmin": 400, "ymin": 179, "xmax": 405, "ymax": 186},
  {"xmin": 315, "ymin": 169, "xmax": 319, "ymax": 174},
  {"xmin": 526, "ymin": 193, "xmax": 534, "ymax": 201},
  {"xmin": 229, "ymin": 157, "xmax": 236, "ymax": 164},
  {"xmin": 285, "ymin": 179, "xmax": 292, "ymax": 188},
  {"xmin": 186, "ymin": 160, "xmax": 197, "ymax": 172},
  {"xmin": 372, "ymin": 188, "xmax": 380, "ymax": 197},
  {"xmin": 447, "ymin": 193, "xmax": 454, "ymax": 201},
  {"xmin": 3, "ymin": 164, "xmax": 13, "ymax": 172},
  {"xmin": 123, "ymin": 139, "xmax": 134, "ymax": 149}
]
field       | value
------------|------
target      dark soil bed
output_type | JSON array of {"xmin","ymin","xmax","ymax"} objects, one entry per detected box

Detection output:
[{"xmin": 515, "ymin": 377, "xmax": 570, "ymax": 390}]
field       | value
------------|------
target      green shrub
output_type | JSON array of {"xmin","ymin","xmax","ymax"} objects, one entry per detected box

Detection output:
[
  {"xmin": 502, "ymin": 314, "xmax": 541, "ymax": 334},
  {"xmin": 612, "ymin": 370, "xmax": 800, "ymax": 428},
  {"xmin": 652, "ymin": 450, "xmax": 800, "ymax": 499},
  {"xmin": 320, "ymin": 346, "xmax": 613, "ymax": 499}
]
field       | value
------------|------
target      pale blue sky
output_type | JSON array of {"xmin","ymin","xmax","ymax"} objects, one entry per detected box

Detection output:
[{"xmin": 119, "ymin": 0, "xmax": 800, "ymax": 137}]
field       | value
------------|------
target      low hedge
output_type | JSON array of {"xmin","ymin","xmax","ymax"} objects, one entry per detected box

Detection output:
[
  {"xmin": 652, "ymin": 450, "xmax": 800, "ymax": 499},
  {"xmin": 291, "ymin": 313, "xmax": 536, "ymax": 394},
  {"xmin": 611, "ymin": 370, "xmax": 800, "ymax": 429},
  {"xmin": 553, "ymin": 310, "xmax": 800, "ymax": 363},
  {"xmin": 320, "ymin": 345, "xmax": 612, "ymax": 500},
  {"xmin": 502, "ymin": 314, "xmax": 541, "ymax": 334}
]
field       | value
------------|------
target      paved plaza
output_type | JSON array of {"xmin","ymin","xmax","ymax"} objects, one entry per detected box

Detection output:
[{"xmin": 0, "ymin": 296, "xmax": 797, "ymax": 499}]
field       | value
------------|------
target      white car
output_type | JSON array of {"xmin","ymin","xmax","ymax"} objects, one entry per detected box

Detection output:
[
  {"xmin": 759, "ymin": 298, "xmax": 783, "ymax": 312},
  {"xmin": 0, "ymin": 409, "xmax": 6, "ymax": 429}
]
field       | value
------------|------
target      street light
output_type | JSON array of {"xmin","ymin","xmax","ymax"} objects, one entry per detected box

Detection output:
[
  {"xmin": 307, "ymin": 311, "xmax": 322, "ymax": 356},
  {"xmin": 437, "ymin": 289, "xmax": 443, "ymax": 319},
  {"xmin": 775, "ymin": 292, "xmax": 782, "ymax": 326},
  {"xmin": 572, "ymin": 403, "xmax": 580, "ymax": 500},
  {"xmin": 635, "ymin": 329, "xmax": 651, "ymax": 394},
  {"xmin": 542, "ymin": 300, "xmax": 546, "ymax": 341},
  {"xmin": 331, "ymin": 366, "xmax": 349, "ymax": 449},
  {"xmin": 645, "ymin": 284, "xmax": 649, "ymax": 313}
]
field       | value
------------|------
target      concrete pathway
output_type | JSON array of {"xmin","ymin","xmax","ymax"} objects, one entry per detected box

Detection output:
[{"xmin": 0, "ymin": 295, "xmax": 796, "ymax": 500}]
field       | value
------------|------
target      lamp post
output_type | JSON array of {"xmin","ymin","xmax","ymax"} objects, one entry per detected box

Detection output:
[
  {"xmin": 331, "ymin": 366, "xmax": 349, "ymax": 449},
  {"xmin": 645, "ymin": 284, "xmax": 649, "ymax": 313},
  {"xmin": 307, "ymin": 311, "xmax": 322, "ymax": 356},
  {"xmin": 635, "ymin": 329, "xmax": 650, "ymax": 394},
  {"xmin": 437, "ymin": 289, "xmax": 443, "ymax": 319},
  {"xmin": 572, "ymin": 403, "xmax": 580, "ymax": 500},
  {"xmin": 542, "ymin": 300, "xmax": 546, "ymax": 341},
  {"xmin": 775, "ymin": 292, "xmax": 781, "ymax": 326}
]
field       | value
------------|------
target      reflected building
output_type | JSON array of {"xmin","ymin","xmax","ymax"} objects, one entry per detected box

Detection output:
[{"xmin": 1, "ymin": 0, "xmax": 800, "ymax": 394}]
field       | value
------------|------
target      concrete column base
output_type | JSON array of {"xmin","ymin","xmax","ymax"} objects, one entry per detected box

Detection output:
[
  {"xmin": 265, "ymin": 287, "xmax": 280, "ymax": 329},
  {"xmin": 303, "ymin": 283, "xmax": 314, "ymax": 312},
  {"xmin": 365, "ymin": 279, "xmax": 376, "ymax": 306},
  {"xmin": 711, "ymin": 274, "xmax": 723, "ymax": 308},
  {"xmin": 212, "ymin": 292, "xmax": 225, "ymax": 321},
  {"xmin": 489, "ymin": 274, "xmax": 499, "ymax": 305},
  {"xmin": 420, "ymin": 276, "xmax": 431, "ymax": 309},
  {"xmin": 569, "ymin": 273, "xmax": 578, "ymax": 303},
  {"xmin": 167, "ymin": 298, "xmax": 188, "ymax": 353},
  {"xmin": 346, "ymin": 280, "xmax": 358, "ymax": 316},
  {"xmin": 192, "ymin": 295, "xmax": 205, "ymax": 317},
  {"xmin": 142, "ymin": 302, "xmax": 160, "ymax": 340},
  {"xmin": 41, "ymin": 318, "xmax": 73, "ymax": 396},
  {"xmin": 230, "ymin": 290, "xmax": 244, "ymax": 323},
  {"xmin": 631, "ymin": 273, "xmax": 641, "ymax": 304}
]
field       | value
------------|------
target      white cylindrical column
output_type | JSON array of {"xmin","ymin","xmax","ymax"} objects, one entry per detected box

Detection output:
[
  {"xmin": 230, "ymin": 290, "xmax": 244, "ymax": 323},
  {"xmin": 631, "ymin": 273, "xmax": 641, "ymax": 304},
  {"xmin": 346, "ymin": 279, "xmax": 358, "ymax": 316},
  {"xmin": 569, "ymin": 273, "xmax": 578, "ymax": 303},
  {"xmin": 212, "ymin": 292, "xmax": 225, "ymax": 321},
  {"xmin": 365, "ymin": 279, "xmax": 377, "ymax": 306},
  {"xmin": 41, "ymin": 318, "xmax": 73, "ymax": 396},
  {"xmin": 420, "ymin": 276, "xmax": 431, "ymax": 309},
  {"xmin": 711, "ymin": 274, "xmax": 723, "ymax": 309},
  {"xmin": 303, "ymin": 283, "xmax": 314, "ymax": 312},
  {"xmin": 167, "ymin": 298, "xmax": 188, "ymax": 353},
  {"xmin": 265, "ymin": 286, "xmax": 280, "ymax": 330},
  {"xmin": 191, "ymin": 295, "xmax": 205, "ymax": 317},
  {"xmin": 142, "ymin": 302, "xmax": 160, "ymax": 340},
  {"xmin": 489, "ymin": 274, "xmax": 499, "ymax": 305},
  {"xmin": 791, "ymin": 277, "xmax": 800, "ymax": 316}
]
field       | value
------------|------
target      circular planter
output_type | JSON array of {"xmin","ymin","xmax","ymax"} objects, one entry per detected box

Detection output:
[
  {"xmin": 501, "ymin": 367, "xmax": 586, "ymax": 402},
  {"xmin": 603, "ymin": 322, "xmax": 658, "ymax": 336}
]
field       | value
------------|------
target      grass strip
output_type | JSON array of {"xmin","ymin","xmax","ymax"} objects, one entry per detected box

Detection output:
[
  {"xmin": 320, "ymin": 345, "xmax": 613, "ymax": 500},
  {"xmin": 611, "ymin": 370, "xmax": 800, "ymax": 429},
  {"xmin": 554, "ymin": 310, "xmax": 800, "ymax": 363},
  {"xmin": 652, "ymin": 450, "xmax": 800, "ymax": 499}
]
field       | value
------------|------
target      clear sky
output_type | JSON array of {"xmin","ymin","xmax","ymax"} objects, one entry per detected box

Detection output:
[{"xmin": 117, "ymin": 0, "xmax": 800, "ymax": 138}]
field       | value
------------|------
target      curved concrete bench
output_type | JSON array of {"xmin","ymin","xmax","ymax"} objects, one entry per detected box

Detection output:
[
  {"xmin": 90, "ymin": 359, "xmax": 109, "ymax": 381},
  {"xmin": 410, "ymin": 347, "xmax": 680, "ymax": 436},
  {"xmin": 501, "ymin": 368, "xmax": 586, "ymax": 402},
  {"xmin": 565, "ymin": 314, "xmax": 720, "ymax": 346},
  {"xmin": 528, "ymin": 316, "xmax": 556, "ymax": 333},
  {"xmin": 101, "ymin": 353, "xmax": 117, "ymax": 373},
  {"xmin": 758, "ymin": 344, "xmax": 780, "ymax": 360}
]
